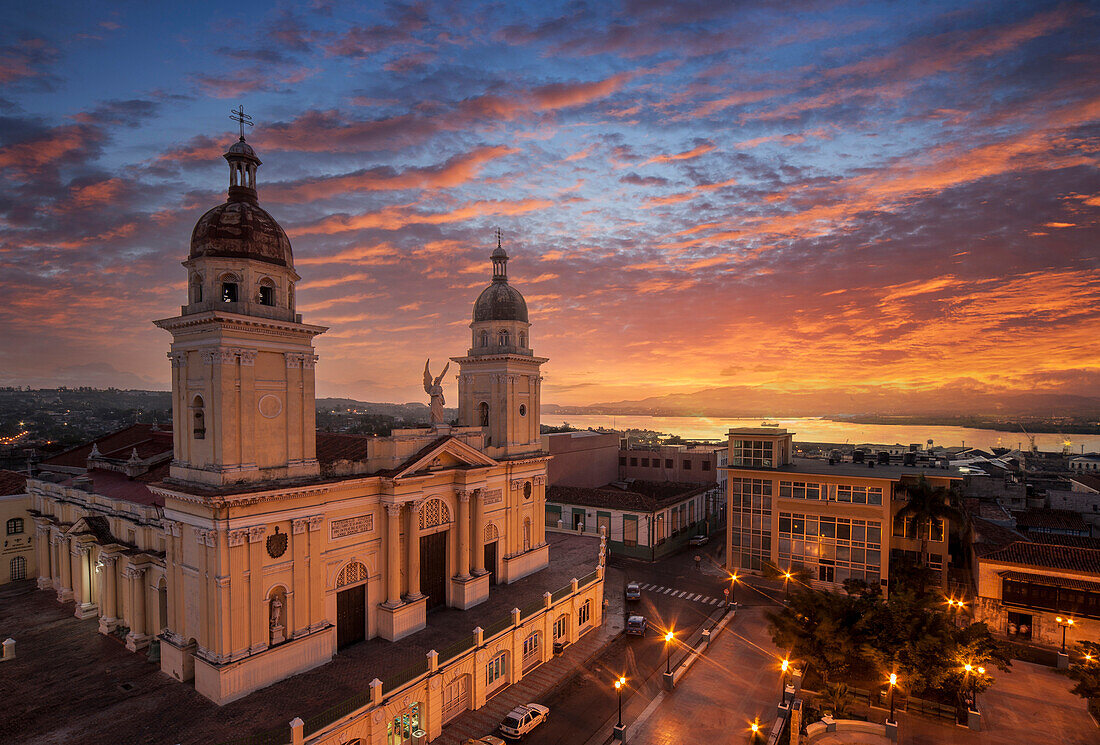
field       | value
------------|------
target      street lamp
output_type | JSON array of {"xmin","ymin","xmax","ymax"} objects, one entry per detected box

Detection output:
[
  {"xmin": 963, "ymin": 663, "xmax": 973, "ymax": 707},
  {"xmin": 974, "ymin": 667, "xmax": 985, "ymax": 708},
  {"xmin": 665, "ymin": 630, "xmax": 674, "ymax": 673},
  {"xmin": 781, "ymin": 658, "xmax": 790, "ymax": 687},
  {"xmin": 749, "ymin": 720, "xmax": 761, "ymax": 744},
  {"xmin": 730, "ymin": 572, "xmax": 739, "ymax": 605},
  {"xmin": 1056, "ymin": 616, "xmax": 1075, "ymax": 653},
  {"xmin": 783, "ymin": 570, "xmax": 793, "ymax": 600},
  {"xmin": 614, "ymin": 676, "xmax": 626, "ymax": 728},
  {"xmin": 887, "ymin": 673, "xmax": 898, "ymax": 722}
]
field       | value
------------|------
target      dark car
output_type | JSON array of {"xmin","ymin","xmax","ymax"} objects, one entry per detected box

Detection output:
[
  {"xmin": 626, "ymin": 615, "xmax": 647, "ymax": 636},
  {"xmin": 688, "ymin": 534, "xmax": 709, "ymax": 546},
  {"xmin": 625, "ymin": 581, "xmax": 641, "ymax": 600}
]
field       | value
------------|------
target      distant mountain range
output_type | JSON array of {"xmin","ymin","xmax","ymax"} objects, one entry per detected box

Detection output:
[{"xmin": 541, "ymin": 386, "xmax": 1100, "ymax": 420}]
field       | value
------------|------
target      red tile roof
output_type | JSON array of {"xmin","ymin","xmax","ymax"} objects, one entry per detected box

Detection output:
[
  {"xmin": 42, "ymin": 423, "xmax": 172, "ymax": 468},
  {"xmin": 0, "ymin": 469, "xmax": 28, "ymax": 496},
  {"xmin": 316, "ymin": 432, "xmax": 371, "ymax": 464},
  {"xmin": 62, "ymin": 465, "xmax": 169, "ymax": 507},
  {"xmin": 549, "ymin": 481, "xmax": 710, "ymax": 513},
  {"xmin": 998, "ymin": 569, "xmax": 1100, "ymax": 593},
  {"xmin": 981, "ymin": 540, "xmax": 1100, "ymax": 575},
  {"xmin": 1012, "ymin": 508, "xmax": 1089, "ymax": 532}
]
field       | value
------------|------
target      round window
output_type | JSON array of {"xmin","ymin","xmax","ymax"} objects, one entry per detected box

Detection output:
[
  {"xmin": 524, "ymin": 482, "xmax": 532, "ymax": 499},
  {"xmin": 519, "ymin": 404, "xmax": 527, "ymax": 417}
]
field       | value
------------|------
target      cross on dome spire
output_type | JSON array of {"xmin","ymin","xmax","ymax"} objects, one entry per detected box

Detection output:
[
  {"xmin": 491, "ymin": 227, "xmax": 508, "ymax": 282},
  {"xmin": 230, "ymin": 104, "xmax": 253, "ymax": 140}
]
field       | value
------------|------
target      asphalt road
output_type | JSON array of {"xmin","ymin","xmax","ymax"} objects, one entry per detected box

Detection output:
[{"xmin": 516, "ymin": 540, "xmax": 771, "ymax": 745}]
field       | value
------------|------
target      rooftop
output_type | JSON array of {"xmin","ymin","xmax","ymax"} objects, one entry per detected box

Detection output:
[
  {"xmin": 548, "ymin": 480, "xmax": 711, "ymax": 512},
  {"xmin": 725, "ymin": 456, "xmax": 964, "ymax": 481},
  {"xmin": 0, "ymin": 532, "xmax": 601, "ymax": 745},
  {"xmin": 980, "ymin": 540, "xmax": 1100, "ymax": 575},
  {"xmin": 1012, "ymin": 508, "xmax": 1090, "ymax": 533},
  {"xmin": 0, "ymin": 468, "xmax": 28, "ymax": 496}
]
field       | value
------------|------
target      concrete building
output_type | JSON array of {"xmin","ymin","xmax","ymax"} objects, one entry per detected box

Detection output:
[
  {"xmin": 1, "ymin": 469, "xmax": 33, "ymax": 584},
  {"xmin": 542, "ymin": 430, "xmax": 619, "ymax": 488},
  {"xmin": 619, "ymin": 443, "xmax": 726, "ymax": 487},
  {"xmin": 1070, "ymin": 456, "xmax": 1100, "ymax": 472},
  {"xmin": 724, "ymin": 428, "xmax": 963, "ymax": 594},
  {"xmin": 24, "ymin": 133, "xmax": 579, "ymax": 715}
]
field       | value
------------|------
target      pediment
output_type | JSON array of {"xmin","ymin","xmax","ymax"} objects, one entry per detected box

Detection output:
[
  {"xmin": 65, "ymin": 515, "xmax": 117, "ymax": 545},
  {"xmin": 392, "ymin": 437, "xmax": 497, "ymax": 479}
]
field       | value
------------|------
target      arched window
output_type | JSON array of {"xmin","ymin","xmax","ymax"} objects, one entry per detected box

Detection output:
[
  {"xmin": 498, "ymin": 329, "xmax": 509, "ymax": 346},
  {"xmin": 190, "ymin": 274, "xmax": 203, "ymax": 303},
  {"xmin": 6, "ymin": 517, "xmax": 23, "ymax": 535},
  {"xmin": 519, "ymin": 332, "xmax": 527, "ymax": 348},
  {"xmin": 10, "ymin": 555, "xmax": 26, "ymax": 581},
  {"xmin": 191, "ymin": 395, "xmax": 206, "ymax": 439},
  {"xmin": 478, "ymin": 402, "xmax": 489, "ymax": 428},
  {"xmin": 258, "ymin": 277, "xmax": 276, "ymax": 306},
  {"xmin": 522, "ymin": 630, "xmax": 541, "ymax": 669},
  {"xmin": 479, "ymin": 330, "xmax": 489, "ymax": 347},
  {"xmin": 336, "ymin": 561, "xmax": 368, "ymax": 588},
  {"xmin": 220, "ymin": 273, "xmax": 240, "ymax": 303}
]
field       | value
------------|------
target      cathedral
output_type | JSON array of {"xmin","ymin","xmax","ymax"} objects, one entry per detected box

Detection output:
[{"xmin": 28, "ymin": 131, "xmax": 556, "ymax": 706}]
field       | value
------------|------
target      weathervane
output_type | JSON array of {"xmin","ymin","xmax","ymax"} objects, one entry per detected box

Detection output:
[
  {"xmin": 494, "ymin": 226, "xmax": 503, "ymax": 249},
  {"xmin": 230, "ymin": 104, "xmax": 253, "ymax": 139}
]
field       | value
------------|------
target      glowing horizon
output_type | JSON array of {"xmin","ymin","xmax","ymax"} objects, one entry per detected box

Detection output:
[{"xmin": 1, "ymin": 1, "xmax": 1097, "ymax": 409}]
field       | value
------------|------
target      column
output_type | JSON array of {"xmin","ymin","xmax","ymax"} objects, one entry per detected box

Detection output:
[
  {"xmin": 35, "ymin": 525, "xmax": 50, "ymax": 588},
  {"xmin": 472, "ymin": 492, "xmax": 486, "ymax": 575},
  {"xmin": 385, "ymin": 504, "xmax": 402, "ymax": 607},
  {"xmin": 407, "ymin": 507, "xmax": 422, "ymax": 599},
  {"xmin": 99, "ymin": 555, "xmax": 118, "ymax": 632},
  {"xmin": 57, "ymin": 535, "xmax": 73, "ymax": 601},
  {"xmin": 457, "ymin": 492, "xmax": 471, "ymax": 579},
  {"xmin": 247, "ymin": 527, "xmax": 265, "ymax": 653}
]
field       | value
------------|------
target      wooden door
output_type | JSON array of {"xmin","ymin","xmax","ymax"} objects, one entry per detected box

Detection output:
[
  {"xmin": 336, "ymin": 584, "xmax": 366, "ymax": 649},
  {"xmin": 484, "ymin": 540, "xmax": 497, "ymax": 585},
  {"xmin": 420, "ymin": 531, "xmax": 448, "ymax": 610}
]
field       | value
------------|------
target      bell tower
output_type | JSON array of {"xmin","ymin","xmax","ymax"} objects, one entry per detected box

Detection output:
[
  {"xmin": 154, "ymin": 130, "xmax": 327, "ymax": 486},
  {"xmin": 452, "ymin": 235, "xmax": 547, "ymax": 459}
]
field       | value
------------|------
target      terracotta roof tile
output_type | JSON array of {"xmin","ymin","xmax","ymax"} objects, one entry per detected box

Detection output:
[
  {"xmin": 1012, "ymin": 508, "xmax": 1089, "ymax": 532},
  {"xmin": 981, "ymin": 540, "xmax": 1100, "ymax": 574},
  {"xmin": 316, "ymin": 432, "xmax": 371, "ymax": 464},
  {"xmin": 43, "ymin": 423, "xmax": 167, "ymax": 468},
  {"xmin": 549, "ymin": 481, "xmax": 710, "ymax": 513},
  {"xmin": 63, "ymin": 467, "xmax": 166, "ymax": 507},
  {"xmin": 0, "ymin": 469, "xmax": 28, "ymax": 496}
]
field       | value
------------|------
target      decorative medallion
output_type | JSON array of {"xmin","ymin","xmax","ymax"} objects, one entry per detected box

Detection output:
[
  {"xmin": 523, "ymin": 481, "xmax": 532, "ymax": 500},
  {"xmin": 266, "ymin": 526, "xmax": 288, "ymax": 559},
  {"xmin": 258, "ymin": 394, "xmax": 283, "ymax": 419}
]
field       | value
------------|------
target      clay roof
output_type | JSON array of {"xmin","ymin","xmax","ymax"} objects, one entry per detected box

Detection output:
[
  {"xmin": 980, "ymin": 540, "xmax": 1100, "ymax": 575},
  {"xmin": 63, "ymin": 465, "xmax": 169, "ymax": 507},
  {"xmin": 548, "ymin": 481, "xmax": 710, "ymax": 513},
  {"xmin": 1070, "ymin": 473, "xmax": 1100, "ymax": 492},
  {"xmin": 0, "ymin": 469, "xmax": 28, "ymax": 495},
  {"xmin": 1012, "ymin": 509, "xmax": 1089, "ymax": 532},
  {"xmin": 316, "ymin": 432, "xmax": 371, "ymax": 464},
  {"xmin": 970, "ymin": 516, "xmax": 1026, "ymax": 554},
  {"xmin": 998, "ymin": 569, "xmax": 1100, "ymax": 593},
  {"xmin": 42, "ymin": 424, "xmax": 172, "ymax": 468}
]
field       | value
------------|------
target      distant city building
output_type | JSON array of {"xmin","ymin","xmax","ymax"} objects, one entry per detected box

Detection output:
[
  {"xmin": 725, "ymin": 428, "xmax": 963, "ymax": 594},
  {"xmin": 618, "ymin": 443, "xmax": 727, "ymax": 487},
  {"xmin": 542, "ymin": 430, "xmax": 620, "ymax": 488},
  {"xmin": 1070, "ymin": 455, "xmax": 1100, "ymax": 472},
  {"xmin": 24, "ymin": 131, "xmax": 602, "ymax": 738},
  {"xmin": 0, "ymin": 469, "xmax": 33, "ymax": 584}
]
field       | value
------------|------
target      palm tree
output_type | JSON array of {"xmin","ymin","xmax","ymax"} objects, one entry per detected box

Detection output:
[
  {"xmin": 894, "ymin": 476, "xmax": 963, "ymax": 594},
  {"xmin": 821, "ymin": 682, "xmax": 853, "ymax": 718}
]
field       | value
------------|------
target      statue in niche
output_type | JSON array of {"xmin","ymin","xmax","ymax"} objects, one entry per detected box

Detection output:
[
  {"xmin": 269, "ymin": 594, "xmax": 285, "ymax": 645},
  {"xmin": 423, "ymin": 359, "xmax": 450, "ymax": 426}
]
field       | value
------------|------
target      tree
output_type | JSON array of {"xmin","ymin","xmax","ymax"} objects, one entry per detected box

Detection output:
[
  {"xmin": 894, "ymin": 476, "xmax": 964, "ymax": 594},
  {"xmin": 767, "ymin": 587, "xmax": 857, "ymax": 685},
  {"xmin": 820, "ymin": 682, "xmax": 854, "ymax": 718},
  {"xmin": 1066, "ymin": 641, "xmax": 1100, "ymax": 701}
]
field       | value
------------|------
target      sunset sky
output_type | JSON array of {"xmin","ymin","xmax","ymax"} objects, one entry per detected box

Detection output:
[{"xmin": 1, "ymin": 1, "xmax": 1098, "ymax": 408}]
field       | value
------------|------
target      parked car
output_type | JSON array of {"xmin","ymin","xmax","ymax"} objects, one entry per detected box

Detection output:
[
  {"xmin": 465, "ymin": 737, "xmax": 506, "ymax": 745},
  {"xmin": 688, "ymin": 534, "xmax": 709, "ymax": 546},
  {"xmin": 499, "ymin": 703, "xmax": 550, "ymax": 739},
  {"xmin": 626, "ymin": 615, "xmax": 648, "ymax": 636},
  {"xmin": 625, "ymin": 581, "xmax": 641, "ymax": 600}
]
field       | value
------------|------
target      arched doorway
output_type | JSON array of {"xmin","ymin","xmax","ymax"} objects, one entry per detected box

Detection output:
[
  {"xmin": 419, "ymin": 500, "xmax": 451, "ymax": 610},
  {"xmin": 483, "ymin": 523, "xmax": 499, "ymax": 585},
  {"xmin": 335, "ymin": 562, "xmax": 368, "ymax": 649},
  {"xmin": 442, "ymin": 673, "xmax": 470, "ymax": 723}
]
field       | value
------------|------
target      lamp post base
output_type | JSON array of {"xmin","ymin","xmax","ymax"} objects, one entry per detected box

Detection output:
[
  {"xmin": 613, "ymin": 724, "xmax": 627, "ymax": 741},
  {"xmin": 1057, "ymin": 651, "xmax": 1069, "ymax": 669},
  {"xmin": 884, "ymin": 720, "xmax": 898, "ymax": 741},
  {"xmin": 662, "ymin": 671, "xmax": 675, "ymax": 690}
]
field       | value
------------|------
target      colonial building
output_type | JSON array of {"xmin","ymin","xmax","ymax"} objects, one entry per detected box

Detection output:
[
  {"xmin": 724, "ymin": 428, "xmax": 963, "ymax": 594},
  {"xmin": 28, "ymin": 132, "xmax": 556, "ymax": 707},
  {"xmin": 1, "ymin": 469, "xmax": 33, "ymax": 584}
]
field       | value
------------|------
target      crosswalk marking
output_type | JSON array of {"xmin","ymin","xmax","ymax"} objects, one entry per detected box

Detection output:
[{"xmin": 628, "ymin": 584, "xmax": 727, "ymax": 607}]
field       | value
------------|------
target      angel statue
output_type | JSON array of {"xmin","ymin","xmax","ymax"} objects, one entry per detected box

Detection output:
[{"xmin": 423, "ymin": 359, "xmax": 450, "ymax": 425}]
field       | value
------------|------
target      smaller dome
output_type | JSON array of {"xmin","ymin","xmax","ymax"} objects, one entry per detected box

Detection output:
[
  {"xmin": 190, "ymin": 201, "xmax": 292, "ymax": 267},
  {"xmin": 474, "ymin": 282, "xmax": 528, "ymax": 323},
  {"xmin": 491, "ymin": 246, "xmax": 508, "ymax": 260},
  {"xmin": 226, "ymin": 138, "xmax": 258, "ymax": 160}
]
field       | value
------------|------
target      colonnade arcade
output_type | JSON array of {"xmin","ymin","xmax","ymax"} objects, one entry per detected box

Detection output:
[{"xmin": 32, "ymin": 516, "xmax": 167, "ymax": 653}]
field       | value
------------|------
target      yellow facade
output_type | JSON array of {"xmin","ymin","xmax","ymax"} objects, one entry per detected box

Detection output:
[{"xmin": 1, "ymin": 490, "xmax": 35, "ymax": 584}]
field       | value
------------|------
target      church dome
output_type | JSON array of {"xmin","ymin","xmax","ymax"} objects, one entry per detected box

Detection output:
[
  {"xmin": 188, "ymin": 134, "xmax": 292, "ymax": 268},
  {"xmin": 473, "ymin": 281, "xmax": 528, "ymax": 322},
  {"xmin": 189, "ymin": 201, "xmax": 293, "ymax": 268}
]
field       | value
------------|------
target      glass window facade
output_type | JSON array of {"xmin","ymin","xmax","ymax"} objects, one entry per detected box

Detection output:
[
  {"xmin": 778, "ymin": 512, "xmax": 883, "ymax": 586},
  {"xmin": 731, "ymin": 477, "xmax": 772, "ymax": 571},
  {"xmin": 732, "ymin": 440, "xmax": 774, "ymax": 467}
]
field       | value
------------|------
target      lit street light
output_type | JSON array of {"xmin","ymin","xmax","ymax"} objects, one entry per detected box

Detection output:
[
  {"xmin": 729, "ymin": 572, "xmax": 739, "ymax": 605},
  {"xmin": 614, "ymin": 676, "xmax": 626, "ymax": 728},
  {"xmin": 887, "ymin": 673, "xmax": 898, "ymax": 722},
  {"xmin": 1056, "ymin": 616, "xmax": 1075, "ymax": 653},
  {"xmin": 665, "ymin": 630, "xmax": 674, "ymax": 673},
  {"xmin": 749, "ymin": 720, "xmax": 762, "ymax": 744},
  {"xmin": 783, "ymin": 570, "xmax": 792, "ymax": 600}
]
